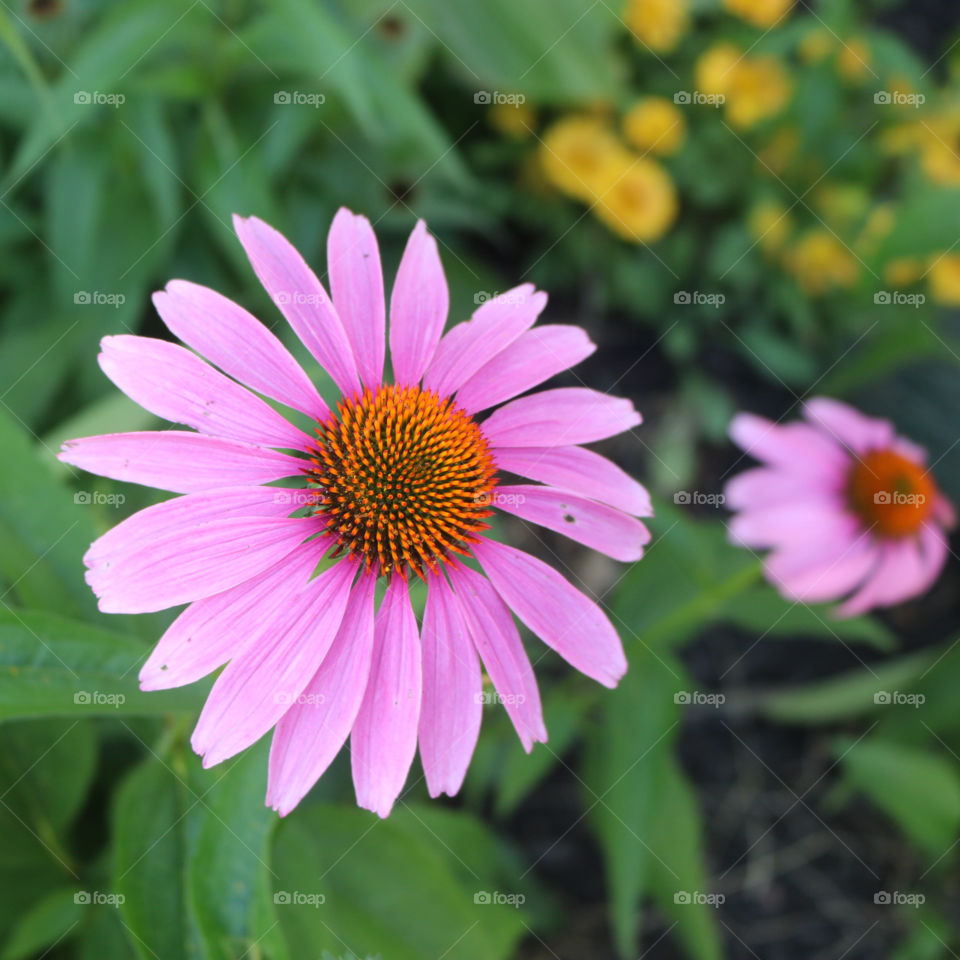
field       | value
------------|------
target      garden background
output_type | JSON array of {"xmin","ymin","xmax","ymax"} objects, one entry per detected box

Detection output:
[{"xmin": 1, "ymin": 0, "xmax": 959, "ymax": 957}]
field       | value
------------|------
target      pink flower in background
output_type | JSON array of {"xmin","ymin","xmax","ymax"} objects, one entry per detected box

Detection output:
[
  {"xmin": 60, "ymin": 209, "xmax": 651, "ymax": 817},
  {"xmin": 725, "ymin": 397, "xmax": 954, "ymax": 617}
]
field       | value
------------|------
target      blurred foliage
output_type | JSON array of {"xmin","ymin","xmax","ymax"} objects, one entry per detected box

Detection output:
[{"xmin": 0, "ymin": 0, "xmax": 959, "ymax": 958}]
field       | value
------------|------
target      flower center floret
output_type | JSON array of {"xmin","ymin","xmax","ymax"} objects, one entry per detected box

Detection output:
[
  {"xmin": 846, "ymin": 448, "xmax": 935, "ymax": 539},
  {"xmin": 307, "ymin": 385, "xmax": 497, "ymax": 579}
]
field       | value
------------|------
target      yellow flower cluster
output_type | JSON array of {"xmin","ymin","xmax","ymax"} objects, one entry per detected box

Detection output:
[
  {"xmin": 540, "ymin": 115, "xmax": 678, "ymax": 243},
  {"xmin": 723, "ymin": 0, "xmax": 793, "ymax": 29},
  {"xmin": 783, "ymin": 231, "xmax": 860, "ymax": 295},
  {"xmin": 623, "ymin": 0, "xmax": 688, "ymax": 54},
  {"xmin": 696, "ymin": 44, "xmax": 792, "ymax": 129},
  {"xmin": 884, "ymin": 110, "xmax": 960, "ymax": 187}
]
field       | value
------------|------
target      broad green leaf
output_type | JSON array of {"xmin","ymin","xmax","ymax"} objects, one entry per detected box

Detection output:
[
  {"xmin": 272, "ymin": 804, "xmax": 527, "ymax": 960},
  {"xmin": 0, "ymin": 607, "xmax": 205, "ymax": 721},
  {"xmin": 835, "ymin": 735, "xmax": 960, "ymax": 858},
  {"xmin": 0, "ymin": 719, "xmax": 97, "ymax": 839},
  {"xmin": 113, "ymin": 742, "xmax": 278, "ymax": 960}
]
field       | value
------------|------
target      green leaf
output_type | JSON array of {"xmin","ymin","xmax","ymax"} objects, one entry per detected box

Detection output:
[
  {"xmin": 835, "ymin": 735, "xmax": 960, "ymax": 858},
  {"xmin": 582, "ymin": 648, "xmax": 681, "ymax": 957},
  {"xmin": 722, "ymin": 584, "xmax": 896, "ymax": 651},
  {"xmin": 0, "ymin": 406, "xmax": 98, "ymax": 617},
  {"xmin": 112, "ymin": 742, "xmax": 278, "ymax": 960},
  {"xmin": 400, "ymin": 0, "xmax": 623, "ymax": 103},
  {"xmin": 756, "ymin": 649, "xmax": 937, "ymax": 724},
  {"xmin": 0, "ymin": 607, "xmax": 205, "ymax": 721},
  {"xmin": 0, "ymin": 887, "xmax": 84, "ymax": 960},
  {"xmin": 272, "ymin": 804, "xmax": 527, "ymax": 960},
  {"xmin": 647, "ymin": 759, "xmax": 722, "ymax": 960}
]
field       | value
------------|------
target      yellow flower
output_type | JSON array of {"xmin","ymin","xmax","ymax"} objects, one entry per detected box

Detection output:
[
  {"xmin": 928, "ymin": 254, "xmax": 960, "ymax": 305},
  {"xmin": 857, "ymin": 204, "xmax": 896, "ymax": 253},
  {"xmin": 723, "ymin": 0, "xmax": 792, "ymax": 29},
  {"xmin": 623, "ymin": 0, "xmax": 688, "ymax": 54},
  {"xmin": 837, "ymin": 36, "xmax": 872, "ymax": 83},
  {"xmin": 814, "ymin": 183, "xmax": 870, "ymax": 229},
  {"xmin": 917, "ymin": 111, "xmax": 960, "ymax": 187},
  {"xmin": 696, "ymin": 43, "xmax": 741, "ymax": 97},
  {"xmin": 622, "ymin": 97, "xmax": 686, "ymax": 155},
  {"xmin": 885, "ymin": 257, "xmax": 925, "ymax": 287},
  {"xmin": 489, "ymin": 102, "xmax": 536, "ymax": 140},
  {"xmin": 748, "ymin": 201, "xmax": 792, "ymax": 256},
  {"xmin": 592, "ymin": 154, "xmax": 678, "ymax": 243},
  {"xmin": 725, "ymin": 56, "xmax": 792, "ymax": 129},
  {"xmin": 785, "ymin": 231, "xmax": 859, "ymax": 295},
  {"xmin": 798, "ymin": 28, "xmax": 834, "ymax": 64},
  {"xmin": 539, "ymin": 116, "xmax": 628, "ymax": 201}
]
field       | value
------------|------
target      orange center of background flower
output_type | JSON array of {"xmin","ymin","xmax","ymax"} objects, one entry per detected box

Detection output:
[
  {"xmin": 846, "ymin": 448, "xmax": 935, "ymax": 538},
  {"xmin": 308, "ymin": 385, "xmax": 497, "ymax": 579}
]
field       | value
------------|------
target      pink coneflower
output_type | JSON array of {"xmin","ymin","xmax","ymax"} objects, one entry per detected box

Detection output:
[
  {"xmin": 725, "ymin": 397, "xmax": 954, "ymax": 617},
  {"xmin": 60, "ymin": 209, "xmax": 651, "ymax": 816}
]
